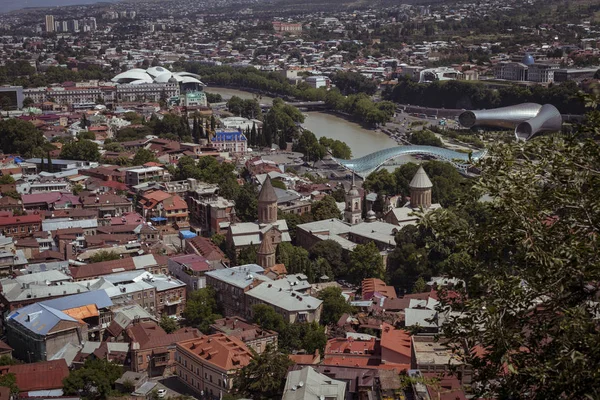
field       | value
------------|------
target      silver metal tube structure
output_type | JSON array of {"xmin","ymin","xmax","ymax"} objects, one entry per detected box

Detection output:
[
  {"xmin": 459, "ymin": 103, "xmax": 542, "ymax": 129},
  {"xmin": 514, "ymin": 104, "xmax": 562, "ymax": 141}
]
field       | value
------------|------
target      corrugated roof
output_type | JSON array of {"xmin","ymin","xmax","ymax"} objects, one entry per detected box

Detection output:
[{"xmin": 9, "ymin": 359, "xmax": 69, "ymax": 392}]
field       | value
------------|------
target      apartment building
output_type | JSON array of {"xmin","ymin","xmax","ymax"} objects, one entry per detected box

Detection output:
[
  {"xmin": 175, "ymin": 334, "xmax": 252, "ymax": 398},
  {"xmin": 125, "ymin": 166, "xmax": 166, "ymax": 186}
]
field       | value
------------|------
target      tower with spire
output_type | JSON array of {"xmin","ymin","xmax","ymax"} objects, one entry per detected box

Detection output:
[
  {"xmin": 409, "ymin": 165, "xmax": 433, "ymax": 209},
  {"xmin": 258, "ymin": 175, "xmax": 278, "ymax": 225},
  {"xmin": 256, "ymin": 232, "xmax": 276, "ymax": 268},
  {"xmin": 344, "ymin": 174, "xmax": 362, "ymax": 225}
]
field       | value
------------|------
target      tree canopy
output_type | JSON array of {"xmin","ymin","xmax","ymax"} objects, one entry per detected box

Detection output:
[
  {"xmin": 182, "ymin": 287, "xmax": 222, "ymax": 333},
  {"xmin": 60, "ymin": 140, "xmax": 100, "ymax": 161},
  {"xmin": 0, "ymin": 119, "xmax": 46, "ymax": 157},
  {"xmin": 88, "ymin": 250, "xmax": 120, "ymax": 263},
  {"xmin": 428, "ymin": 137, "xmax": 600, "ymax": 398},
  {"xmin": 234, "ymin": 345, "xmax": 292, "ymax": 400},
  {"xmin": 319, "ymin": 286, "xmax": 353, "ymax": 325},
  {"xmin": 62, "ymin": 358, "xmax": 123, "ymax": 400},
  {"xmin": 348, "ymin": 241, "xmax": 384, "ymax": 284},
  {"xmin": 132, "ymin": 148, "xmax": 158, "ymax": 166}
]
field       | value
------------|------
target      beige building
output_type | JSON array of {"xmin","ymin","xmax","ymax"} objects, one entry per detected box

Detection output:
[{"xmin": 175, "ymin": 334, "xmax": 253, "ymax": 398}]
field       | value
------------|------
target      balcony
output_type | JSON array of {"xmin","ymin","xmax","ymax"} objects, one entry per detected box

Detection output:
[{"xmin": 165, "ymin": 297, "xmax": 183, "ymax": 306}]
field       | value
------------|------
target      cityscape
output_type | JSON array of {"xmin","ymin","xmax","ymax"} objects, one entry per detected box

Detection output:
[{"xmin": 0, "ymin": 0, "xmax": 597, "ymax": 399}]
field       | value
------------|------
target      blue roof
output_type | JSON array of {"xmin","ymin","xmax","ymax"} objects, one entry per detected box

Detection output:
[
  {"xmin": 151, "ymin": 217, "xmax": 167, "ymax": 222},
  {"xmin": 41, "ymin": 290, "xmax": 113, "ymax": 311},
  {"xmin": 9, "ymin": 303, "xmax": 77, "ymax": 336},
  {"xmin": 179, "ymin": 230, "xmax": 197, "ymax": 239},
  {"xmin": 213, "ymin": 130, "xmax": 247, "ymax": 142}
]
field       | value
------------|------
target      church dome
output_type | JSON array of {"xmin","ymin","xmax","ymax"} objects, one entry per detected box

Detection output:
[{"xmin": 366, "ymin": 209, "xmax": 376, "ymax": 222}]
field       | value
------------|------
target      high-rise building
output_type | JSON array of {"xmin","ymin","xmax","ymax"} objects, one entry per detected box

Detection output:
[
  {"xmin": 61, "ymin": 21, "xmax": 68, "ymax": 32},
  {"xmin": 45, "ymin": 15, "xmax": 55, "ymax": 32}
]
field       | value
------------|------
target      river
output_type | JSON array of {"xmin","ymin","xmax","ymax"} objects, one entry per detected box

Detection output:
[{"xmin": 204, "ymin": 87, "xmax": 400, "ymax": 158}]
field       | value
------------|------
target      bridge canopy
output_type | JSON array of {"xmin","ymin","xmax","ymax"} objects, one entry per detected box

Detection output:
[{"xmin": 334, "ymin": 145, "xmax": 487, "ymax": 177}]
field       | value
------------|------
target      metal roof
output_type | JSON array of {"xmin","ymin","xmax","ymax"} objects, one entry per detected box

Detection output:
[{"xmin": 334, "ymin": 145, "xmax": 487, "ymax": 177}]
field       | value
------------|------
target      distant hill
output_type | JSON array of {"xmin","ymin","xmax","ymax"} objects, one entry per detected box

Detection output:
[{"xmin": 1, "ymin": 0, "xmax": 119, "ymax": 14}]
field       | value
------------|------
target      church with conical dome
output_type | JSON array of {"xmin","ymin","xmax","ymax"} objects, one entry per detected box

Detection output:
[{"xmin": 226, "ymin": 176, "xmax": 291, "ymax": 269}]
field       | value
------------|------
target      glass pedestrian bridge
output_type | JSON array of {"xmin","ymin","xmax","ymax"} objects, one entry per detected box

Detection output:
[{"xmin": 334, "ymin": 145, "xmax": 488, "ymax": 177}]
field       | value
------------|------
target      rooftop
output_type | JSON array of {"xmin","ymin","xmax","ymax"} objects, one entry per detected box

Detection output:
[
  {"xmin": 205, "ymin": 264, "xmax": 268, "ymax": 289},
  {"xmin": 176, "ymin": 333, "xmax": 253, "ymax": 372}
]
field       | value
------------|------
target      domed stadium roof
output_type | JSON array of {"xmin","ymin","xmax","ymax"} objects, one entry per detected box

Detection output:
[
  {"xmin": 522, "ymin": 53, "xmax": 535, "ymax": 66},
  {"xmin": 111, "ymin": 67, "xmax": 205, "ymax": 86},
  {"xmin": 146, "ymin": 66, "xmax": 171, "ymax": 77}
]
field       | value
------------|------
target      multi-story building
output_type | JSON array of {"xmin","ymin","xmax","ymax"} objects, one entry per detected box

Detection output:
[
  {"xmin": 210, "ymin": 317, "xmax": 278, "ymax": 354},
  {"xmin": 305, "ymin": 76, "xmax": 331, "ymax": 89},
  {"xmin": 126, "ymin": 321, "xmax": 201, "ymax": 377},
  {"xmin": 272, "ymin": 21, "xmax": 302, "ymax": 33},
  {"xmin": 210, "ymin": 130, "xmax": 247, "ymax": 154},
  {"xmin": 81, "ymin": 193, "xmax": 133, "ymax": 217},
  {"xmin": 187, "ymin": 183, "xmax": 234, "ymax": 235},
  {"xmin": 528, "ymin": 63, "xmax": 560, "ymax": 83},
  {"xmin": 168, "ymin": 254, "xmax": 215, "ymax": 292},
  {"xmin": 6, "ymin": 291, "xmax": 113, "ymax": 362},
  {"xmin": 245, "ymin": 281, "xmax": 322, "ymax": 323},
  {"xmin": 45, "ymin": 15, "xmax": 55, "ymax": 32},
  {"xmin": 116, "ymin": 83, "xmax": 179, "ymax": 103},
  {"xmin": 494, "ymin": 62, "xmax": 528, "ymax": 81},
  {"xmin": 0, "ymin": 215, "xmax": 42, "ymax": 239},
  {"xmin": 205, "ymin": 264, "xmax": 269, "ymax": 317},
  {"xmin": 125, "ymin": 166, "xmax": 166, "ymax": 186},
  {"xmin": 411, "ymin": 335, "xmax": 472, "ymax": 385},
  {"xmin": 175, "ymin": 334, "xmax": 253, "ymax": 398},
  {"xmin": 151, "ymin": 274, "xmax": 186, "ymax": 319}
]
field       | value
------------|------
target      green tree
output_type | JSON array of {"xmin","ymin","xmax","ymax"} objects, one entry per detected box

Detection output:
[
  {"xmin": 132, "ymin": 148, "xmax": 158, "ymax": 166},
  {"xmin": 0, "ymin": 373, "xmax": 19, "ymax": 394},
  {"xmin": 159, "ymin": 314, "xmax": 179, "ymax": 333},
  {"xmin": 104, "ymin": 142, "xmax": 125, "ymax": 152},
  {"xmin": 319, "ymin": 286, "xmax": 353, "ymax": 325},
  {"xmin": 348, "ymin": 242, "xmax": 384, "ymax": 284},
  {"xmin": 88, "ymin": 250, "xmax": 120, "ymax": 263},
  {"xmin": 276, "ymin": 242, "xmax": 313, "ymax": 280},
  {"xmin": 0, "ymin": 119, "xmax": 46, "ymax": 157},
  {"xmin": 251, "ymin": 304, "xmax": 286, "ymax": 332},
  {"xmin": 234, "ymin": 345, "xmax": 292, "ymax": 400},
  {"xmin": 311, "ymin": 195, "xmax": 342, "ymax": 221},
  {"xmin": 237, "ymin": 244, "xmax": 258, "ymax": 265},
  {"xmin": 22, "ymin": 97, "xmax": 34, "ymax": 108},
  {"xmin": 412, "ymin": 277, "xmax": 427, "ymax": 293},
  {"xmin": 409, "ymin": 130, "xmax": 443, "ymax": 147},
  {"xmin": 433, "ymin": 137, "xmax": 600, "ymax": 399},
  {"xmin": 62, "ymin": 358, "xmax": 123, "ymax": 400},
  {"xmin": 309, "ymin": 239, "xmax": 346, "ymax": 278},
  {"xmin": 210, "ymin": 115, "xmax": 216, "ymax": 131},
  {"xmin": 60, "ymin": 140, "xmax": 100, "ymax": 161},
  {"xmin": 0, "ymin": 174, "xmax": 15, "ymax": 184},
  {"xmin": 78, "ymin": 131, "xmax": 96, "ymax": 141},
  {"xmin": 234, "ymin": 183, "xmax": 258, "ymax": 222},
  {"xmin": 72, "ymin": 183, "xmax": 84, "ymax": 195},
  {"xmin": 182, "ymin": 287, "xmax": 221, "ymax": 333}
]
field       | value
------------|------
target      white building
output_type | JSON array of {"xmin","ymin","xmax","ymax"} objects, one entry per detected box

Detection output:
[
  {"xmin": 210, "ymin": 130, "xmax": 248, "ymax": 154},
  {"xmin": 305, "ymin": 76, "xmax": 330, "ymax": 89}
]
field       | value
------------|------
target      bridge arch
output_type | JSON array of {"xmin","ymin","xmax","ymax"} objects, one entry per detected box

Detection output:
[{"xmin": 333, "ymin": 145, "xmax": 487, "ymax": 177}]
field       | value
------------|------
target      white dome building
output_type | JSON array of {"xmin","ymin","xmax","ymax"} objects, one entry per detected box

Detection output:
[{"xmin": 112, "ymin": 67, "xmax": 205, "ymax": 92}]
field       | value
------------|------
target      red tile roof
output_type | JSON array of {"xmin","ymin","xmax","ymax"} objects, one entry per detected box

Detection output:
[
  {"xmin": 7, "ymin": 359, "xmax": 69, "ymax": 392},
  {"xmin": 176, "ymin": 333, "xmax": 252, "ymax": 372},
  {"xmin": 70, "ymin": 258, "xmax": 137, "ymax": 280},
  {"xmin": 362, "ymin": 278, "xmax": 397, "ymax": 300},
  {"xmin": 0, "ymin": 214, "xmax": 41, "ymax": 227},
  {"xmin": 171, "ymin": 254, "xmax": 212, "ymax": 272},
  {"xmin": 127, "ymin": 321, "xmax": 200, "ymax": 350},
  {"xmin": 187, "ymin": 236, "xmax": 226, "ymax": 262},
  {"xmin": 380, "ymin": 322, "xmax": 411, "ymax": 359},
  {"xmin": 325, "ymin": 337, "xmax": 378, "ymax": 356}
]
